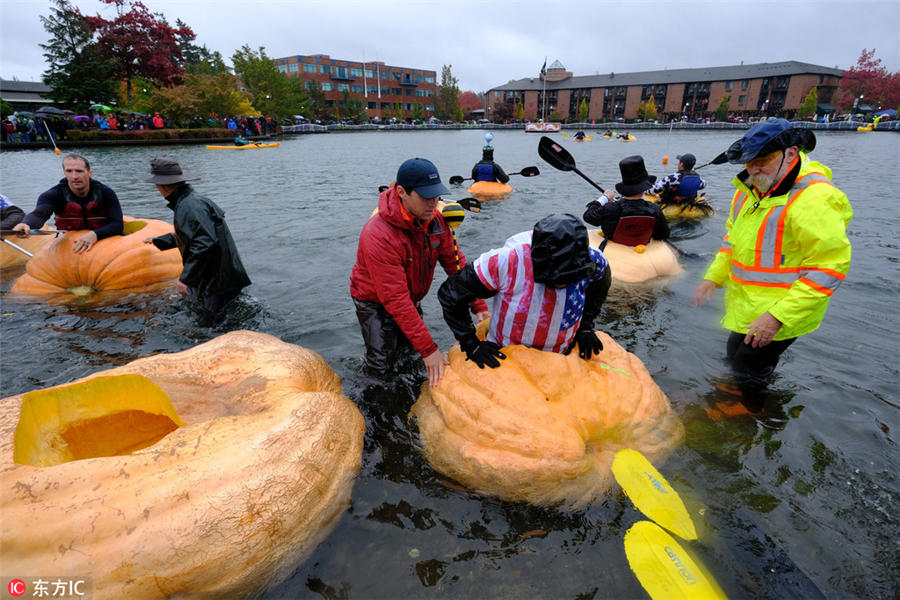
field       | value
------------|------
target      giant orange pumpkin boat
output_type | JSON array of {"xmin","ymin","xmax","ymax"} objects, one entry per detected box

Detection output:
[
  {"xmin": 0, "ymin": 330, "xmax": 365, "ymax": 599},
  {"xmin": 411, "ymin": 332, "xmax": 684, "ymax": 508},
  {"xmin": 9, "ymin": 216, "xmax": 182, "ymax": 303}
]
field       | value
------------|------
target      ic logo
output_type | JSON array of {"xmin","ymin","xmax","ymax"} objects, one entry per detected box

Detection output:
[{"xmin": 7, "ymin": 579, "xmax": 26, "ymax": 597}]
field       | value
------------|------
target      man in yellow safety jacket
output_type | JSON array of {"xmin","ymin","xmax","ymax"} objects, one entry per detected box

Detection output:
[{"xmin": 695, "ymin": 119, "xmax": 852, "ymax": 411}]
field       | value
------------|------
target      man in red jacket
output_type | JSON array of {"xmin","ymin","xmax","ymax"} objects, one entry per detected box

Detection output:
[{"xmin": 350, "ymin": 158, "xmax": 489, "ymax": 387}]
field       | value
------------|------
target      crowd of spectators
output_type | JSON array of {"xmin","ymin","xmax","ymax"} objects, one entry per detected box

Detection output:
[{"xmin": 1, "ymin": 111, "xmax": 279, "ymax": 144}]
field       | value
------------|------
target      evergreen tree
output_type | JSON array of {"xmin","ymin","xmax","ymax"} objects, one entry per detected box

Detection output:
[
  {"xmin": 577, "ymin": 98, "xmax": 589, "ymax": 122},
  {"xmin": 516, "ymin": 101, "xmax": 524, "ymax": 121},
  {"xmin": 176, "ymin": 19, "xmax": 227, "ymax": 75},
  {"xmin": 40, "ymin": 0, "xmax": 117, "ymax": 109},
  {"xmin": 637, "ymin": 97, "xmax": 658, "ymax": 121},
  {"xmin": 435, "ymin": 64, "xmax": 460, "ymax": 121},
  {"xmin": 798, "ymin": 87, "xmax": 818, "ymax": 119},
  {"xmin": 411, "ymin": 103, "xmax": 424, "ymax": 121}
]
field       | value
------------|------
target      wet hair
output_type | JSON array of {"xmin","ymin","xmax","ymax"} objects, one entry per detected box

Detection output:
[{"xmin": 63, "ymin": 153, "xmax": 90, "ymax": 170}]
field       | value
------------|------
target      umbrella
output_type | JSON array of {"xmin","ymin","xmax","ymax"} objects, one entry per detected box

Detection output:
[
  {"xmin": 874, "ymin": 108, "xmax": 897, "ymax": 117},
  {"xmin": 62, "ymin": 109, "xmax": 75, "ymax": 114},
  {"xmin": 35, "ymin": 106, "xmax": 66, "ymax": 116},
  {"xmin": 89, "ymin": 104, "xmax": 112, "ymax": 112},
  {"xmin": 14, "ymin": 111, "xmax": 34, "ymax": 118},
  {"xmin": 73, "ymin": 115, "xmax": 91, "ymax": 122}
]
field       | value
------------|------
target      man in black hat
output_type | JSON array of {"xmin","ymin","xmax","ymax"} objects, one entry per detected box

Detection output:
[
  {"xmin": 438, "ymin": 213, "xmax": 611, "ymax": 369},
  {"xmin": 582, "ymin": 155, "xmax": 669, "ymax": 247},
  {"xmin": 142, "ymin": 156, "xmax": 250, "ymax": 324},
  {"xmin": 648, "ymin": 152, "xmax": 706, "ymax": 204}
]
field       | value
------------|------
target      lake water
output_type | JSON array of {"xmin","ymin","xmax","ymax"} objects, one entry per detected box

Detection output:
[{"xmin": 1, "ymin": 129, "xmax": 898, "ymax": 599}]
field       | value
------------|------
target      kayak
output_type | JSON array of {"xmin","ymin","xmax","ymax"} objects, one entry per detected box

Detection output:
[
  {"xmin": 646, "ymin": 193, "xmax": 714, "ymax": 222},
  {"xmin": 588, "ymin": 229, "xmax": 681, "ymax": 283},
  {"xmin": 617, "ymin": 136, "xmax": 637, "ymax": 142},
  {"xmin": 206, "ymin": 143, "xmax": 280, "ymax": 150},
  {"xmin": 466, "ymin": 181, "xmax": 513, "ymax": 198},
  {"xmin": 572, "ymin": 136, "xmax": 593, "ymax": 142}
]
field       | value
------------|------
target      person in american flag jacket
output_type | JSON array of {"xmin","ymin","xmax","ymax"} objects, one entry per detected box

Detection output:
[{"xmin": 438, "ymin": 213, "xmax": 611, "ymax": 368}]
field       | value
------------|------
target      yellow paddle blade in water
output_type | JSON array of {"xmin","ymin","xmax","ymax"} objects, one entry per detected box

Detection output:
[
  {"xmin": 14, "ymin": 374, "xmax": 185, "ymax": 467},
  {"xmin": 624, "ymin": 520, "xmax": 726, "ymax": 600},
  {"xmin": 612, "ymin": 448, "xmax": 697, "ymax": 540}
]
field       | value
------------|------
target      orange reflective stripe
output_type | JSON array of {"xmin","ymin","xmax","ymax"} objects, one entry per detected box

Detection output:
[{"xmin": 799, "ymin": 277, "xmax": 835, "ymax": 296}]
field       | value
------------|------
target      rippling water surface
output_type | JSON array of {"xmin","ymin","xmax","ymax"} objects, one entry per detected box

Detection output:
[{"xmin": 1, "ymin": 129, "xmax": 898, "ymax": 599}]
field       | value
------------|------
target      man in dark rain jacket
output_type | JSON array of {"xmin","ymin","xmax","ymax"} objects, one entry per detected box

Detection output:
[
  {"xmin": 438, "ymin": 213, "xmax": 611, "ymax": 368},
  {"xmin": 143, "ymin": 157, "xmax": 250, "ymax": 323},
  {"xmin": 350, "ymin": 158, "xmax": 489, "ymax": 387}
]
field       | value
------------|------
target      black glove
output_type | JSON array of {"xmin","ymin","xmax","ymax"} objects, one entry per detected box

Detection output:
[
  {"xmin": 460, "ymin": 334, "xmax": 506, "ymax": 369},
  {"xmin": 565, "ymin": 329, "xmax": 603, "ymax": 360}
]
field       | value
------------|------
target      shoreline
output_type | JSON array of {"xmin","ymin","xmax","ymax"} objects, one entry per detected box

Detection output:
[{"xmin": 2, "ymin": 119, "xmax": 894, "ymax": 150}]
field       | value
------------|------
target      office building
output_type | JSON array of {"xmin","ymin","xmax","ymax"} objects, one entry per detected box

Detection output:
[
  {"xmin": 488, "ymin": 60, "xmax": 842, "ymax": 121},
  {"xmin": 275, "ymin": 54, "xmax": 437, "ymax": 120}
]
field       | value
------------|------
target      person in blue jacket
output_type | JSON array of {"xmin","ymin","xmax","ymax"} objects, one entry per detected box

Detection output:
[{"xmin": 471, "ymin": 134, "xmax": 509, "ymax": 184}]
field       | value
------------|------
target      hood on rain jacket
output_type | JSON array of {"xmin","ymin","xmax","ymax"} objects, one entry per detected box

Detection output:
[
  {"xmin": 703, "ymin": 153, "xmax": 852, "ymax": 340},
  {"xmin": 152, "ymin": 184, "xmax": 251, "ymax": 298},
  {"xmin": 350, "ymin": 185, "xmax": 488, "ymax": 358}
]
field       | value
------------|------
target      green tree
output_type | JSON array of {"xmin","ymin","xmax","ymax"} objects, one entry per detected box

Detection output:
[
  {"xmin": 435, "ymin": 64, "xmax": 460, "ymax": 120},
  {"xmin": 151, "ymin": 72, "xmax": 254, "ymax": 124},
  {"xmin": 304, "ymin": 81, "xmax": 329, "ymax": 121},
  {"xmin": 715, "ymin": 94, "xmax": 730, "ymax": 121},
  {"xmin": 515, "ymin": 101, "xmax": 524, "ymax": 121},
  {"xmin": 637, "ymin": 97, "xmax": 658, "ymax": 121},
  {"xmin": 231, "ymin": 45, "xmax": 307, "ymax": 118},
  {"xmin": 577, "ymin": 98, "xmax": 589, "ymax": 122},
  {"xmin": 411, "ymin": 102, "xmax": 425, "ymax": 121},
  {"xmin": 1, "ymin": 99, "xmax": 15, "ymax": 117},
  {"xmin": 341, "ymin": 91, "xmax": 368, "ymax": 123},
  {"xmin": 798, "ymin": 87, "xmax": 818, "ymax": 119},
  {"xmin": 40, "ymin": 0, "xmax": 117, "ymax": 109}
]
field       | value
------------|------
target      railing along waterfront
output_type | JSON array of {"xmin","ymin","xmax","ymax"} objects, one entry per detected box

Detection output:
[{"xmin": 279, "ymin": 120, "xmax": 899, "ymax": 134}]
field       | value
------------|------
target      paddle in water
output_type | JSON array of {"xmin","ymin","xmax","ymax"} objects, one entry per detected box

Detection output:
[
  {"xmin": 449, "ymin": 166, "xmax": 540, "ymax": 185},
  {"xmin": 612, "ymin": 448, "xmax": 697, "ymax": 540},
  {"xmin": 624, "ymin": 520, "xmax": 726, "ymax": 600}
]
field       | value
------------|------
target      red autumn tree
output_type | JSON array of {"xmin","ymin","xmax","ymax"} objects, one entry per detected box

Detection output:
[
  {"xmin": 837, "ymin": 48, "xmax": 900, "ymax": 112},
  {"xmin": 82, "ymin": 0, "xmax": 193, "ymax": 107},
  {"xmin": 459, "ymin": 91, "xmax": 484, "ymax": 117}
]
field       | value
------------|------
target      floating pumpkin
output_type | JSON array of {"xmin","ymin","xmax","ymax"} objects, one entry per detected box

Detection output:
[
  {"xmin": 410, "ymin": 332, "xmax": 684, "ymax": 509},
  {"xmin": 466, "ymin": 180, "xmax": 513, "ymax": 198},
  {"xmin": 0, "ymin": 226, "xmax": 56, "ymax": 270},
  {"xmin": 9, "ymin": 216, "xmax": 182, "ymax": 303},
  {"xmin": 0, "ymin": 330, "xmax": 365, "ymax": 599},
  {"xmin": 588, "ymin": 229, "xmax": 681, "ymax": 284},
  {"xmin": 646, "ymin": 192, "xmax": 714, "ymax": 222}
]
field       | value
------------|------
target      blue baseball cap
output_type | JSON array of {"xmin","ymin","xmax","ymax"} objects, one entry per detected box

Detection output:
[
  {"xmin": 396, "ymin": 158, "xmax": 450, "ymax": 199},
  {"xmin": 726, "ymin": 118, "xmax": 816, "ymax": 164}
]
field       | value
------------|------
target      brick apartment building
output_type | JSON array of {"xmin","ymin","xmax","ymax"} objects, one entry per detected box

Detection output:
[
  {"xmin": 274, "ymin": 54, "xmax": 437, "ymax": 120},
  {"xmin": 488, "ymin": 60, "xmax": 842, "ymax": 122}
]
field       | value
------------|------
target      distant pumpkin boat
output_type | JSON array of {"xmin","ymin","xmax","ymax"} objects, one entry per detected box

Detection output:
[{"xmin": 410, "ymin": 331, "xmax": 684, "ymax": 509}]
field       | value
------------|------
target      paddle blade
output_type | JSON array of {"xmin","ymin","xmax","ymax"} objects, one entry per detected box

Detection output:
[
  {"xmin": 449, "ymin": 175, "xmax": 465, "ymax": 185},
  {"xmin": 519, "ymin": 166, "xmax": 540, "ymax": 177},
  {"xmin": 624, "ymin": 521, "xmax": 726, "ymax": 600},
  {"xmin": 538, "ymin": 136, "xmax": 575, "ymax": 171},
  {"xmin": 458, "ymin": 197, "xmax": 482, "ymax": 212},
  {"xmin": 612, "ymin": 449, "xmax": 697, "ymax": 540}
]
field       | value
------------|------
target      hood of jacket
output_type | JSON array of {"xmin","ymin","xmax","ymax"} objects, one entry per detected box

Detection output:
[{"xmin": 531, "ymin": 213, "xmax": 596, "ymax": 286}]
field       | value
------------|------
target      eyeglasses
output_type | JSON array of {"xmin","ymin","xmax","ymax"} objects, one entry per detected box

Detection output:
[{"xmin": 744, "ymin": 150, "xmax": 782, "ymax": 169}]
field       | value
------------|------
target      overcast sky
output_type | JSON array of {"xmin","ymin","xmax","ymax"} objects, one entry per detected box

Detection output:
[{"xmin": 2, "ymin": 0, "xmax": 898, "ymax": 92}]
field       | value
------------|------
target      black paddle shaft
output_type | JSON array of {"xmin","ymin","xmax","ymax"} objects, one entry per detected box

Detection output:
[
  {"xmin": 537, "ymin": 136, "xmax": 606, "ymax": 193},
  {"xmin": 449, "ymin": 165, "xmax": 539, "ymax": 185}
]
